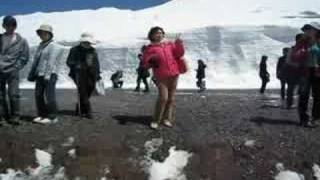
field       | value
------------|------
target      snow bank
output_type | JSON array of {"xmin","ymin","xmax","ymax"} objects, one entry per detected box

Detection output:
[
  {"xmin": 2, "ymin": 0, "xmax": 319, "ymax": 89},
  {"xmin": 4, "ymin": 0, "xmax": 319, "ymax": 45}
]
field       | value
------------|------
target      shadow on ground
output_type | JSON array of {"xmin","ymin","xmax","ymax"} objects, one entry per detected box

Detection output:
[
  {"xmin": 112, "ymin": 115, "xmax": 151, "ymax": 127},
  {"xmin": 250, "ymin": 116, "xmax": 300, "ymax": 126}
]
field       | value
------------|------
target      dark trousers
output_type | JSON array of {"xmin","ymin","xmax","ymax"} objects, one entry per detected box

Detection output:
[
  {"xmin": 286, "ymin": 83, "xmax": 297, "ymax": 108},
  {"xmin": 196, "ymin": 78, "xmax": 206, "ymax": 91},
  {"xmin": 280, "ymin": 80, "xmax": 286, "ymax": 100},
  {"xmin": 298, "ymin": 68, "xmax": 320, "ymax": 122},
  {"xmin": 260, "ymin": 79, "xmax": 268, "ymax": 94},
  {"xmin": 135, "ymin": 75, "xmax": 149, "ymax": 91},
  {"xmin": 0, "ymin": 71, "xmax": 20, "ymax": 119},
  {"xmin": 35, "ymin": 74, "xmax": 58, "ymax": 119},
  {"xmin": 74, "ymin": 74, "xmax": 95, "ymax": 115},
  {"xmin": 112, "ymin": 81, "xmax": 123, "ymax": 89}
]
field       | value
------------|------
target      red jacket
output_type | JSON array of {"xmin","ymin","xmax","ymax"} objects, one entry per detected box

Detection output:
[{"xmin": 142, "ymin": 40, "xmax": 185, "ymax": 80}]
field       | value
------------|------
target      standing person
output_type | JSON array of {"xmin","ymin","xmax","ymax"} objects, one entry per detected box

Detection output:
[
  {"xmin": 142, "ymin": 26, "xmax": 185, "ymax": 129},
  {"xmin": 259, "ymin": 55, "xmax": 270, "ymax": 94},
  {"xmin": 284, "ymin": 34, "xmax": 306, "ymax": 109},
  {"xmin": 111, "ymin": 70, "xmax": 124, "ymax": 89},
  {"xmin": 196, "ymin": 59, "xmax": 207, "ymax": 92},
  {"xmin": 66, "ymin": 33, "xmax": 101, "ymax": 119},
  {"xmin": 28, "ymin": 24, "xmax": 61, "ymax": 124},
  {"xmin": 277, "ymin": 48, "xmax": 289, "ymax": 100},
  {"xmin": 135, "ymin": 53, "xmax": 150, "ymax": 92},
  {"xmin": 0, "ymin": 16, "xmax": 29, "ymax": 124},
  {"xmin": 297, "ymin": 23, "xmax": 320, "ymax": 127}
]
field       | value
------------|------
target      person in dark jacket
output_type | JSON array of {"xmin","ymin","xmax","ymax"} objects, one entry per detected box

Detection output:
[
  {"xmin": 196, "ymin": 59, "xmax": 207, "ymax": 92},
  {"xmin": 111, "ymin": 70, "xmax": 124, "ymax": 89},
  {"xmin": 277, "ymin": 48, "xmax": 290, "ymax": 100},
  {"xmin": 66, "ymin": 33, "xmax": 101, "ymax": 119},
  {"xmin": 0, "ymin": 16, "xmax": 29, "ymax": 124},
  {"xmin": 297, "ymin": 23, "xmax": 320, "ymax": 127},
  {"xmin": 284, "ymin": 34, "xmax": 305, "ymax": 109},
  {"xmin": 259, "ymin": 55, "xmax": 270, "ymax": 94},
  {"xmin": 135, "ymin": 53, "xmax": 150, "ymax": 92}
]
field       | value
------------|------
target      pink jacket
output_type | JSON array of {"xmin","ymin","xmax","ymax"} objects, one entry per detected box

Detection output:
[{"xmin": 142, "ymin": 40, "xmax": 185, "ymax": 80}]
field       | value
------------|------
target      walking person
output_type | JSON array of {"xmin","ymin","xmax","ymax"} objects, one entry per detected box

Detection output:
[
  {"xmin": 135, "ymin": 53, "xmax": 150, "ymax": 92},
  {"xmin": 277, "ymin": 48, "xmax": 289, "ymax": 100},
  {"xmin": 0, "ymin": 16, "xmax": 29, "ymax": 124},
  {"xmin": 196, "ymin": 59, "xmax": 207, "ymax": 92},
  {"xmin": 66, "ymin": 33, "xmax": 101, "ymax": 119},
  {"xmin": 259, "ymin": 55, "xmax": 270, "ymax": 94},
  {"xmin": 142, "ymin": 26, "xmax": 185, "ymax": 129},
  {"xmin": 296, "ymin": 23, "xmax": 320, "ymax": 127},
  {"xmin": 28, "ymin": 24, "xmax": 62, "ymax": 124}
]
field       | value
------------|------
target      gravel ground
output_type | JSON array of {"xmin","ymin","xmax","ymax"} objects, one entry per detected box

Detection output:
[{"xmin": 0, "ymin": 89, "xmax": 318, "ymax": 180}]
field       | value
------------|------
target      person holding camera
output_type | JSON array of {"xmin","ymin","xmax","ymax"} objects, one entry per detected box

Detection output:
[
  {"xmin": 142, "ymin": 26, "xmax": 185, "ymax": 129},
  {"xmin": 111, "ymin": 70, "xmax": 124, "ymax": 89}
]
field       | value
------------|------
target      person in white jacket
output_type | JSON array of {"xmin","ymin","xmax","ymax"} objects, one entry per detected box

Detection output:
[{"xmin": 28, "ymin": 24, "xmax": 62, "ymax": 124}]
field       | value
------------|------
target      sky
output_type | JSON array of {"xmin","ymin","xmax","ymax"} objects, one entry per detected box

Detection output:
[{"xmin": 0, "ymin": 0, "xmax": 168, "ymax": 16}]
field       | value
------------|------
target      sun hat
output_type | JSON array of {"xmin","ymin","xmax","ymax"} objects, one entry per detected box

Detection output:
[{"xmin": 79, "ymin": 32, "xmax": 96, "ymax": 44}]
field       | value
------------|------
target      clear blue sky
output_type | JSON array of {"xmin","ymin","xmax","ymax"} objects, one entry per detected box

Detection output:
[{"xmin": 0, "ymin": 0, "xmax": 168, "ymax": 16}]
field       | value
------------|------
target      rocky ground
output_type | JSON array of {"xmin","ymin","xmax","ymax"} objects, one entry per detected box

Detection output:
[{"xmin": 0, "ymin": 89, "xmax": 318, "ymax": 180}]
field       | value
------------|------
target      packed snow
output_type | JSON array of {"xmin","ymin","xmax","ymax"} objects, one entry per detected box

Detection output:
[
  {"xmin": 244, "ymin": 139, "xmax": 256, "ymax": 147},
  {"xmin": 35, "ymin": 149, "xmax": 52, "ymax": 167},
  {"xmin": 0, "ymin": 149, "xmax": 67, "ymax": 180},
  {"xmin": 313, "ymin": 164, "xmax": 320, "ymax": 180},
  {"xmin": 143, "ymin": 138, "xmax": 192, "ymax": 180},
  {"xmin": 2, "ymin": 0, "xmax": 320, "ymax": 89},
  {"xmin": 67, "ymin": 148, "xmax": 76, "ymax": 159},
  {"xmin": 148, "ymin": 146, "xmax": 192, "ymax": 180},
  {"xmin": 274, "ymin": 163, "xmax": 305, "ymax": 180},
  {"xmin": 61, "ymin": 136, "xmax": 75, "ymax": 147}
]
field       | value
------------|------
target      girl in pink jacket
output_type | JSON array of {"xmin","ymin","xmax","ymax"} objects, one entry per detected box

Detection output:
[{"xmin": 142, "ymin": 26, "xmax": 185, "ymax": 129}]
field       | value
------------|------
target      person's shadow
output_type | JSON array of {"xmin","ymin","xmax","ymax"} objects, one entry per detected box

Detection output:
[
  {"xmin": 112, "ymin": 115, "xmax": 151, "ymax": 127},
  {"xmin": 250, "ymin": 116, "xmax": 300, "ymax": 127},
  {"xmin": 58, "ymin": 110, "xmax": 76, "ymax": 116}
]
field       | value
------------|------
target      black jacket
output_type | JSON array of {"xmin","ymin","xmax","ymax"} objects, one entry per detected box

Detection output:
[
  {"xmin": 259, "ymin": 61, "xmax": 269, "ymax": 80},
  {"xmin": 276, "ymin": 56, "xmax": 286, "ymax": 80},
  {"xmin": 66, "ymin": 45, "xmax": 100, "ymax": 82},
  {"xmin": 196, "ymin": 64, "xmax": 207, "ymax": 79}
]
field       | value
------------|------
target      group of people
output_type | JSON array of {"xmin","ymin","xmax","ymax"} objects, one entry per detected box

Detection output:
[
  {"xmin": 260, "ymin": 22, "xmax": 320, "ymax": 128},
  {"xmin": 0, "ymin": 16, "xmax": 187, "ymax": 129},
  {"xmin": 0, "ymin": 16, "xmax": 101, "ymax": 124},
  {"xmin": 2, "ymin": 14, "xmax": 318, "ymax": 129}
]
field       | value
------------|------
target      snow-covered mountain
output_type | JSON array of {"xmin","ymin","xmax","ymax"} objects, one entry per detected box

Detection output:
[{"xmin": 3, "ymin": 0, "xmax": 320, "ymax": 88}]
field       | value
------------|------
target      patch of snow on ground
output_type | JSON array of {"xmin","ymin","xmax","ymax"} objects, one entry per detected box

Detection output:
[
  {"xmin": 313, "ymin": 164, "xmax": 320, "ymax": 180},
  {"xmin": 148, "ymin": 146, "xmax": 192, "ymax": 180},
  {"xmin": 274, "ymin": 163, "xmax": 304, "ymax": 180},
  {"xmin": 244, "ymin": 139, "xmax": 256, "ymax": 147},
  {"xmin": 143, "ymin": 139, "xmax": 192, "ymax": 180},
  {"xmin": 0, "ymin": 149, "xmax": 67, "ymax": 180}
]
